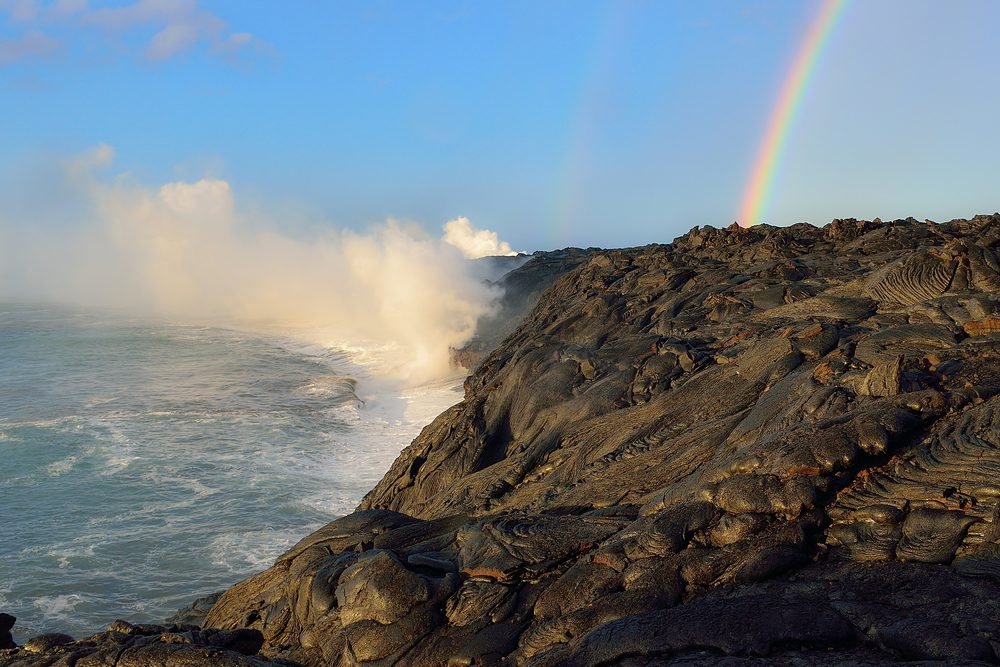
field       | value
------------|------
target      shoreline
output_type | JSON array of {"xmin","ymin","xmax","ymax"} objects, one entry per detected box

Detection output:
[
  {"xmin": 8, "ymin": 215, "xmax": 1000, "ymax": 665},
  {"xmin": 0, "ymin": 315, "xmax": 470, "ymax": 646}
]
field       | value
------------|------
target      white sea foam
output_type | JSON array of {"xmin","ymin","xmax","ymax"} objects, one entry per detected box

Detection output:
[
  {"xmin": 9, "ymin": 416, "xmax": 77, "ymax": 429},
  {"xmin": 98, "ymin": 455, "xmax": 137, "ymax": 475},
  {"xmin": 47, "ymin": 455, "xmax": 80, "ymax": 476},
  {"xmin": 84, "ymin": 396, "xmax": 120, "ymax": 408},
  {"xmin": 49, "ymin": 544, "xmax": 96, "ymax": 569},
  {"xmin": 208, "ymin": 529, "xmax": 302, "ymax": 574},
  {"xmin": 295, "ymin": 488, "xmax": 357, "ymax": 516},
  {"xmin": 136, "ymin": 474, "xmax": 217, "ymax": 501},
  {"xmin": 399, "ymin": 375, "xmax": 467, "ymax": 425},
  {"xmin": 92, "ymin": 422, "xmax": 139, "ymax": 475},
  {"xmin": 296, "ymin": 375, "xmax": 359, "ymax": 402},
  {"xmin": 316, "ymin": 401, "xmax": 361, "ymax": 428},
  {"xmin": 322, "ymin": 340, "xmax": 405, "ymax": 375},
  {"xmin": 33, "ymin": 594, "xmax": 84, "ymax": 621}
]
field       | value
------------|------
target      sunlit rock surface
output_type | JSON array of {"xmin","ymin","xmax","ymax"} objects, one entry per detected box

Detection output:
[{"xmin": 9, "ymin": 214, "xmax": 1000, "ymax": 666}]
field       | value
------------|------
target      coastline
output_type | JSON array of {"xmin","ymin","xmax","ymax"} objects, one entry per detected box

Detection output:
[
  {"xmin": 0, "ymin": 314, "xmax": 469, "ymax": 645},
  {"xmin": 7, "ymin": 215, "xmax": 1000, "ymax": 665}
]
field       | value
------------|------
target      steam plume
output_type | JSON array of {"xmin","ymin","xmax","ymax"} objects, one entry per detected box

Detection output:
[
  {"xmin": 0, "ymin": 148, "xmax": 517, "ymax": 383},
  {"xmin": 442, "ymin": 216, "xmax": 519, "ymax": 259}
]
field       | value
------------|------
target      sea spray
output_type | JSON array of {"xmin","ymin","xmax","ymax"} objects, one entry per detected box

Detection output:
[
  {"xmin": 0, "ymin": 146, "xmax": 516, "ymax": 384},
  {"xmin": 0, "ymin": 148, "xmax": 520, "ymax": 641}
]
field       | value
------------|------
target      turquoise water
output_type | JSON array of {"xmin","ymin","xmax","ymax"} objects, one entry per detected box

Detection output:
[{"xmin": 0, "ymin": 302, "xmax": 461, "ymax": 641}]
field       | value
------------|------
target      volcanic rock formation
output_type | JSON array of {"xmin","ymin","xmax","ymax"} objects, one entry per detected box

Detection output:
[
  {"xmin": 454, "ymin": 248, "xmax": 594, "ymax": 370},
  {"xmin": 7, "ymin": 214, "xmax": 1000, "ymax": 666}
]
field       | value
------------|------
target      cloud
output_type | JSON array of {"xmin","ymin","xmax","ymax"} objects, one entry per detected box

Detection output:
[
  {"xmin": 48, "ymin": 0, "xmax": 87, "ymax": 19},
  {"xmin": 146, "ymin": 21, "xmax": 202, "ymax": 60},
  {"xmin": 213, "ymin": 31, "xmax": 254, "ymax": 54},
  {"xmin": 66, "ymin": 143, "xmax": 115, "ymax": 173},
  {"xmin": 0, "ymin": 0, "xmax": 264, "ymax": 64},
  {"xmin": 442, "ymin": 216, "xmax": 519, "ymax": 259},
  {"xmin": 83, "ymin": 0, "xmax": 199, "ymax": 28},
  {"xmin": 0, "ymin": 147, "xmax": 500, "ymax": 384},
  {"xmin": 0, "ymin": 0, "xmax": 38, "ymax": 22},
  {"xmin": 83, "ymin": 0, "xmax": 255, "ymax": 61},
  {"xmin": 0, "ymin": 30, "xmax": 59, "ymax": 64}
]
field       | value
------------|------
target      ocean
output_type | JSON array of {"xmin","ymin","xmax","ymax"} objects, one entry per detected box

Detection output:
[{"xmin": 0, "ymin": 301, "xmax": 464, "ymax": 643}]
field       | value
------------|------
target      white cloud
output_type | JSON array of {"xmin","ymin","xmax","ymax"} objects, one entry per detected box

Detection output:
[
  {"xmin": 222, "ymin": 32, "xmax": 253, "ymax": 48},
  {"xmin": 213, "ymin": 31, "xmax": 255, "ymax": 53},
  {"xmin": 0, "ymin": 0, "xmax": 263, "ymax": 64},
  {"xmin": 84, "ymin": 0, "xmax": 199, "ymax": 28},
  {"xmin": 0, "ymin": 30, "xmax": 59, "ymax": 64},
  {"xmin": 146, "ymin": 21, "xmax": 200, "ymax": 60},
  {"xmin": 83, "ymin": 0, "xmax": 254, "ymax": 61},
  {"xmin": 48, "ymin": 0, "xmax": 88, "ymax": 19},
  {"xmin": 0, "ymin": 0, "xmax": 38, "ymax": 22},
  {"xmin": 442, "ymin": 216, "xmax": 519, "ymax": 259},
  {"xmin": 158, "ymin": 178, "xmax": 233, "ymax": 218},
  {"xmin": 68, "ymin": 143, "xmax": 115, "ymax": 171}
]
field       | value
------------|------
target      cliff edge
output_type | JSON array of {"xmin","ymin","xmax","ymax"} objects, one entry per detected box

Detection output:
[{"xmin": 8, "ymin": 214, "xmax": 1000, "ymax": 665}]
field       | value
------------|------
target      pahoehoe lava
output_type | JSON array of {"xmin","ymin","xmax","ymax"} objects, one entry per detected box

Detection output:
[{"xmin": 7, "ymin": 215, "xmax": 1000, "ymax": 665}]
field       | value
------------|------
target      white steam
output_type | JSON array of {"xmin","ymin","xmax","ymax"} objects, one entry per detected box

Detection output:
[
  {"xmin": 0, "ymin": 149, "xmax": 519, "ymax": 383},
  {"xmin": 442, "ymin": 216, "xmax": 519, "ymax": 259}
]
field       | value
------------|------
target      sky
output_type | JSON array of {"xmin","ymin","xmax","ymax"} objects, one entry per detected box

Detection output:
[{"xmin": 1, "ymin": 0, "xmax": 999, "ymax": 251}]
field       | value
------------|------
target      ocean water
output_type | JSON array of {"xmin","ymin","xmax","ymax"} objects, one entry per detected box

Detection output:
[{"xmin": 0, "ymin": 302, "xmax": 464, "ymax": 642}]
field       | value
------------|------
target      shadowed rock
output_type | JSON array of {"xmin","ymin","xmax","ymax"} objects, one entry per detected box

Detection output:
[
  {"xmin": 0, "ymin": 615, "xmax": 13, "ymax": 651},
  {"xmin": 0, "ymin": 622, "xmax": 277, "ymax": 666},
  {"xmin": 194, "ymin": 216, "xmax": 1000, "ymax": 666},
  {"xmin": 167, "ymin": 591, "xmax": 224, "ymax": 627}
]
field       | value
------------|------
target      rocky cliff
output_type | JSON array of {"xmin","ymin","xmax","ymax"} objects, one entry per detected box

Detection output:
[
  {"xmin": 8, "ymin": 215, "xmax": 1000, "ymax": 666},
  {"xmin": 453, "ymin": 248, "xmax": 594, "ymax": 370}
]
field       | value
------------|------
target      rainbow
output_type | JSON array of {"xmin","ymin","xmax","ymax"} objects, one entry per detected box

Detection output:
[
  {"xmin": 738, "ymin": 0, "xmax": 848, "ymax": 227},
  {"xmin": 550, "ymin": 2, "xmax": 634, "ymax": 249}
]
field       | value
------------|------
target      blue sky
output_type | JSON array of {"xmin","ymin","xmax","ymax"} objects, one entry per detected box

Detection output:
[{"xmin": 1, "ymin": 0, "xmax": 999, "ymax": 250}]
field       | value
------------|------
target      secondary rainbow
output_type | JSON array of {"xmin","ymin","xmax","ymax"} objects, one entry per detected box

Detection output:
[{"xmin": 738, "ymin": 0, "xmax": 847, "ymax": 227}]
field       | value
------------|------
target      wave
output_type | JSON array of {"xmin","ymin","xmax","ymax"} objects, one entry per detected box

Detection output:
[
  {"xmin": 46, "ymin": 454, "xmax": 83, "ymax": 477},
  {"xmin": 50, "ymin": 544, "xmax": 97, "ymax": 570},
  {"xmin": 208, "ymin": 529, "xmax": 304, "ymax": 574},
  {"xmin": 32, "ymin": 594, "xmax": 85, "ymax": 622},
  {"xmin": 0, "ymin": 305, "xmax": 470, "ymax": 639},
  {"xmin": 294, "ymin": 375, "xmax": 360, "ymax": 402}
]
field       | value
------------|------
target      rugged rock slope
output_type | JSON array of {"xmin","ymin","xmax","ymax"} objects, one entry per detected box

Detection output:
[
  {"xmin": 454, "ymin": 248, "xmax": 594, "ymax": 370},
  {"xmin": 8, "ymin": 215, "xmax": 1000, "ymax": 666}
]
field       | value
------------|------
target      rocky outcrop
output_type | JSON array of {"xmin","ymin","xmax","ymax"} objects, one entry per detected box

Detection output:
[
  {"xmin": 0, "ymin": 617, "xmax": 283, "ymax": 666},
  {"xmin": 167, "ymin": 591, "xmax": 224, "ymax": 627},
  {"xmin": 0, "ymin": 615, "xmax": 14, "ymax": 651},
  {"xmin": 453, "ymin": 248, "xmax": 595, "ymax": 369},
  {"xmin": 9, "ymin": 213, "xmax": 1000, "ymax": 666}
]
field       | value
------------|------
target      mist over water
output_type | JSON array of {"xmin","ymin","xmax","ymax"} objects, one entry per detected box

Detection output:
[
  {"xmin": 0, "ymin": 146, "xmax": 514, "ymax": 383},
  {"xmin": 0, "ymin": 149, "xmax": 523, "ymax": 640}
]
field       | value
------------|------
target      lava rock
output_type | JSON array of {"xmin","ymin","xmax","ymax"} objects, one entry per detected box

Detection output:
[
  {"xmin": 20, "ymin": 216, "xmax": 1000, "ymax": 666},
  {"xmin": 0, "ymin": 614, "xmax": 14, "ymax": 650}
]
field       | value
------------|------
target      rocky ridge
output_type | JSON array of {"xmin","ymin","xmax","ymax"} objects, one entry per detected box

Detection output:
[
  {"xmin": 453, "ymin": 248, "xmax": 594, "ymax": 370},
  {"xmin": 7, "ymin": 214, "xmax": 1000, "ymax": 665}
]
